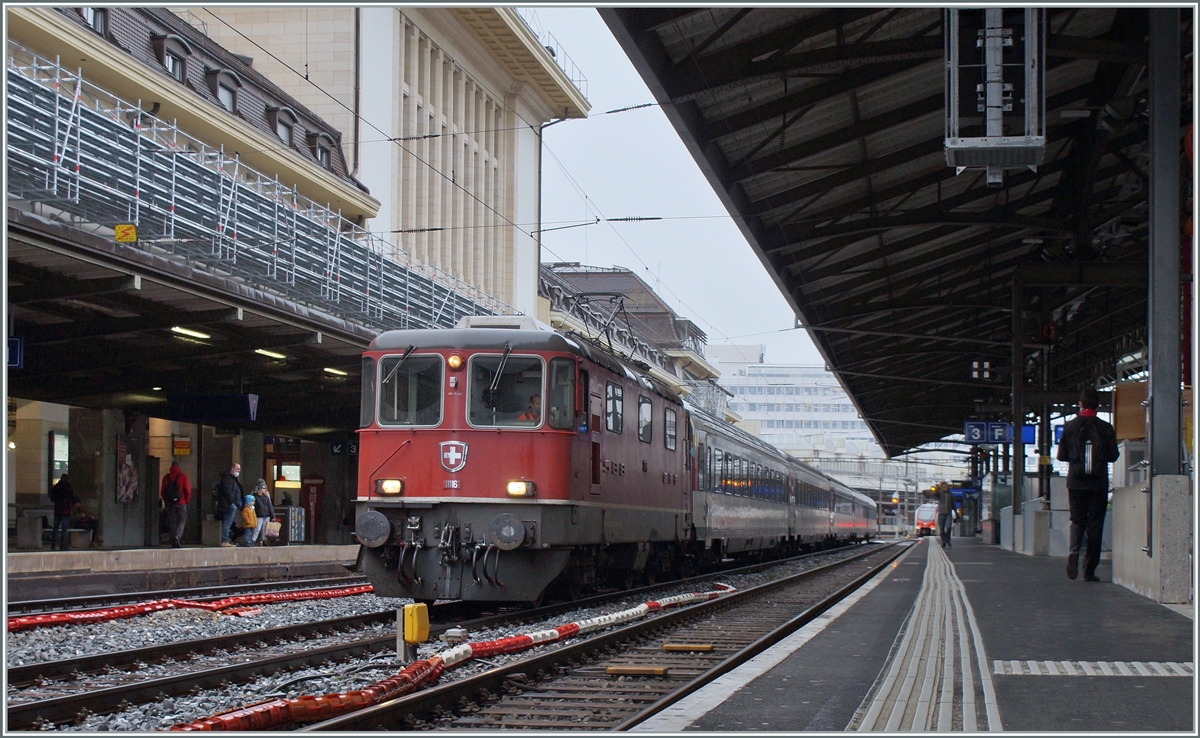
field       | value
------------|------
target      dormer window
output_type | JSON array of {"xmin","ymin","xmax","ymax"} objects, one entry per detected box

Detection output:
[
  {"xmin": 205, "ymin": 69, "xmax": 243, "ymax": 113},
  {"xmin": 164, "ymin": 51, "xmax": 184, "ymax": 81},
  {"xmin": 80, "ymin": 7, "xmax": 107, "ymax": 35},
  {"xmin": 307, "ymin": 132, "xmax": 337, "ymax": 170},
  {"xmin": 151, "ymin": 34, "xmax": 193, "ymax": 85},
  {"xmin": 267, "ymin": 107, "xmax": 299, "ymax": 148}
]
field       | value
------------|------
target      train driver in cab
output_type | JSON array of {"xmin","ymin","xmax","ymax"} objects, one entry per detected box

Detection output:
[{"xmin": 517, "ymin": 394, "xmax": 541, "ymax": 423}]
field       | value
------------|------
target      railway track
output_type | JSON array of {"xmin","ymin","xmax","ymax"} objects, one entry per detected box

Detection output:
[
  {"xmin": 303, "ymin": 542, "xmax": 908, "ymax": 731},
  {"xmin": 7, "ymin": 544, "xmax": 880, "ymax": 730},
  {"xmin": 7, "ymin": 575, "xmax": 368, "ymax": 616}
]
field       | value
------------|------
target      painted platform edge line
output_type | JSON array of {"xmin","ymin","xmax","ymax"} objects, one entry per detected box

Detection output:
[{"xmin": 630, "ymin": 547, "xmax": 913, "ymax": 733}]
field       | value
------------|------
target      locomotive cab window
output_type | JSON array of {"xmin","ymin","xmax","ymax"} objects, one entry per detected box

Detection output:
[
  {"xmin": 379, "ymin": 354, "xmax": 442, "ymax": 426},
  {"xmin": 637, "ymin": 397, "xmax": 653, "ymax": 443},
  {"xmin": 605, "ymin": 381, "xmax": 623, "ymax": 433},
  {"xmin": 547, "ymin": 358, "xmax": 575, "ymax": 430},
  {"xmin": 469, "ymin": 355, "xmax": 543, "ymax": 427},
  {"xmin": 360, "ymin": 356, "xmax": 376, "ymax": 427}
]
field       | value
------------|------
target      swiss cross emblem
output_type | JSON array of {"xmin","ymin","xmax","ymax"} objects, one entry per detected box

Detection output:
[{"xmin": 439, "ymin": 441, "xmax": 468, "ymax": 473}]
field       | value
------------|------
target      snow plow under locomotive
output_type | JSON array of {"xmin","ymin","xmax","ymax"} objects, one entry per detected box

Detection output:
[{"xmin": 355, "ymin": 317, "xmax": 875, "ymax": 603}]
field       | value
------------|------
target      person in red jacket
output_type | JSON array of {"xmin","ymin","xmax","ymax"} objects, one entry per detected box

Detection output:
[{"xmin": 160, "ymin": 462, "xmax": 193, "ymax": 548}]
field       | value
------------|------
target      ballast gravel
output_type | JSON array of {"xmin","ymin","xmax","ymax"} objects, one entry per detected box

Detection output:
[
  {"xmin": 28, "ymin": 546, "xmax": 876, "ymax": 731},
  {"xmin": 6, "ymin": 594, "xmax": 414, "ymax": 667}
]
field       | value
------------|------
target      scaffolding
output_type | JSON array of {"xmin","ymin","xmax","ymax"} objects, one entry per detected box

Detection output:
[{"xmin": 6, "ymin": 43, "xmax": 515, "ymax": 332}]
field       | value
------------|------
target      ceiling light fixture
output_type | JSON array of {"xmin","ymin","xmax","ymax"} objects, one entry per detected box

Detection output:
[
  {"xmin": 152, "ymin": 386, "xmax": 162, "ymax": 391},
  {"xmin": 171, "ymin": 326, "xmax": 211, "ymax": 340},
  {"xmin": 323, "ymin": 367, "xmax": 349, "ymax": 377},
  {"xmin": 256, "ymin": 349, "xmax": 287, "ymax": 360}
]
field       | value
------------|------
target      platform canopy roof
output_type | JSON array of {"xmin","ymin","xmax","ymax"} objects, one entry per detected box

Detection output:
[{"xmin": 602, "ymin": 8, "xmax": 1187, "ymax": 457}]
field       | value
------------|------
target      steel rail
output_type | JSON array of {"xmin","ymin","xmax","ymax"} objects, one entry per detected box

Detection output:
[
  {"xmin": 6, "ymin": 610, "xmax": 394, "ymax": 687},
  {"xmin": 300, "ymin": 542, "xmax": 904, "ymax": 731},
  {"xmin": 7, "ymin": 576, "xmax": 368, "ymax": 616}
]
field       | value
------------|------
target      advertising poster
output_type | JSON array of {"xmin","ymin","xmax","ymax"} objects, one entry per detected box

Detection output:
[{"xmin": 116, "ymin": 434, "xmax": 139, "ymax": 504}]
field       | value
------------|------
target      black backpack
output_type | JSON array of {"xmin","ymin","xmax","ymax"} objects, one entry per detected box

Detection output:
[
  {"xmin": 1068, "ymin": 417, "xmax": 1109, "ymax": 480},
  {"xmin": 163, "ymin": 476, "xmax": 181, "ymax": 505}
]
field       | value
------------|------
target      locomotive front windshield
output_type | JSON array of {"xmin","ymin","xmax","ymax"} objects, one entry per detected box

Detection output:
[
  {"xmin": 378, "ymin": 355, "xmax": 443, "ymax": 425},
  {"xmin": 469, "ymin": 355, "xmax": 543, "ymax": 427}
]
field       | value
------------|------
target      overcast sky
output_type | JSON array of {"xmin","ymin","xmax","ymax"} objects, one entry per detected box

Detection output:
[{"xmin": 526, "ymin": 8, "xmax": 827, "ymax": 367}]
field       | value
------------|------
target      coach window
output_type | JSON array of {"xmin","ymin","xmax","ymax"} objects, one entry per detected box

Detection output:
[
  {"xmin": 712, "ymin": 448, "xmax": 724, "ymax": 492},
  {"xmin": 379, "ymin": 355, "xmax": 442, "ymax": 426},
  {"xmin": 360, "ymin": 356, "xmax": 376, "ymax": 427},
  {"xmin": 637, "ymin": 397, "xmax": 652, "ymax": 443},
  {"xmin": 664, "ymin": 408, "xmax": 677, "ymax": 451},
  {"xmin": 469, "ymin": 355, "xmax": 543, "ymax": 427},
  {"xmin": 697, "ymin": 443, "xmax": 708, "ymax": 489},
  {"xmin": 605, "ymin": 381, "xmax": 623, "ymax": 433},
  {"xmin": 547, "ymin": 358, "xmax": 575, "ymax": 430}
]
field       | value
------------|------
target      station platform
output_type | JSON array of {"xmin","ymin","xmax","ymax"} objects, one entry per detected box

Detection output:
[
  {"xmin": 6, "ymin": 544, "xmax": 360, "ymax": 602},
  {"xmin": 637, "ymin": 537, "xmax": 1194, "ymax": 732}
]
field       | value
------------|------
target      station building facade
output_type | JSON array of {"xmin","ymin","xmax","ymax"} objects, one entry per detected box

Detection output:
[
  {"xmin": 6, "ymin": 7, "xmax": 375, "ymax": 549},
  {"xmin": 185, "ymin": 6, "xmax": 590, "ymax": 316}
]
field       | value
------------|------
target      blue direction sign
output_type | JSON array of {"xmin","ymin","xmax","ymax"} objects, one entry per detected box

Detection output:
[
  {"xmin": 1054, "ymin": 425, "xmax": 1064, "ymax": 445},
  {"xmin": 7, "ymin": 338, "xmax": 22, "ymax": 368},
  {"xmin": 963, "ymin": 421, "xmax": 988, "ymax": 443}
]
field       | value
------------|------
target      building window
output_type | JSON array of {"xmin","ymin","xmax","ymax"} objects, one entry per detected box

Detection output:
[
  {"xmin": 605, "ymin": 381, "xmax": 623, "ymax": 434},
  {"xmin": 308, "ymin": 132, "xmax": 337, "ymax": 170},
  {"xmin": 267, "ymin": 107, "xmax": 299, "ymax": 148},
  {"xmin": 217, "ymin": 83, "xmax": 236, "ymax": 111},
  {"xmin": 206, "ymin": 69, "xmax": 243, "ymax": 113},
  {"xmin": 80, "ymin": 7, "xmax": 107, "ymax": 35},
  {"xmin": 164, "ymin": 51, "xmax": 184, "ymax": 81},
  {"xmin": 152, "ymin": 34, "xmax": 193, "ymax": 84}
]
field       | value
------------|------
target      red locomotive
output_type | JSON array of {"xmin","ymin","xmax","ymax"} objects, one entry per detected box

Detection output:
[{"xmin": 355, "ymin": 317, "xmax": 875, "ymax": 603}]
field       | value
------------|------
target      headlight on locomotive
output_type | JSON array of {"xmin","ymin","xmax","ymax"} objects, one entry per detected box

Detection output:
[
  {"xmin": 375, "ymin": 478, "xmax": 404, "ymax": 496},
  {"xmin": 505, "ymin": 480, "xmax": 535, "ymax": 497}
]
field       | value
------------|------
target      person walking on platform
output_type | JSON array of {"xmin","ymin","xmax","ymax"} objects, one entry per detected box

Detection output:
[
  {"xmin": 1057, "ymin": 388, "xmax": 1119, "ymax": 581},
  {"xmin": 49, "ymin": 474, "xmax": 78, "ymax": 550},
  {"xmin": 160, "ymin": 462, "xmax": 192, "ymax": 548},
  {"xmin": 249, "ymin": 479, "xmax": 275, "ymax": 546},
  {"xmin": 934, "ymin": 482, "xmax": 955, "ymax": 548},
  {"xmin": 217, "ymin": 463, "xmax": 244, "ymax": 547}
]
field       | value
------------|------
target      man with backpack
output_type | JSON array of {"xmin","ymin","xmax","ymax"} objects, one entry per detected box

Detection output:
[
  {"xmin": 1056, "ymin": 387, "xmax": 1120, "ymax": 582},
  {"xmin": 216, "ymin": 463, "xmax": 244, "ymax": 547},
  {"xmin": 160, "ymin": 462, "xmax": 192, "ymax": 548}
]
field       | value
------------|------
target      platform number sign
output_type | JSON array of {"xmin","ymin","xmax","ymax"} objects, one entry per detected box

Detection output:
[
  {"xmin": 987, "ymin": 422, "xmax": 1011, "ymax": 443},
  {"xmin": 331, "ymin": 442, "xmax": 346, "ymax": 455},
  {"xmin": 346, "ymin": 440, "xmax": 358, "ymax": 456},
  {"xmin": 963, "ymin": 421, "xmax": 988, "ymax": 443}
]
